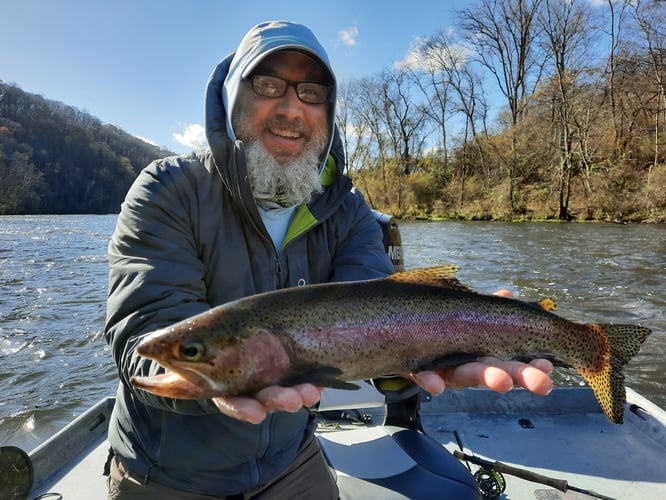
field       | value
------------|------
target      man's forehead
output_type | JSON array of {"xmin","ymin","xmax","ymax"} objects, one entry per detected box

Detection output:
[{"xmin": 253, "ymin": 50, "xmax": 329, "ymax": 81}]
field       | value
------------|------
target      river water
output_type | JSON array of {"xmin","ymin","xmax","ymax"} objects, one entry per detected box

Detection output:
[{"xmin": 1, "ymin": 215, "xmax": 664, "ymax": 453}]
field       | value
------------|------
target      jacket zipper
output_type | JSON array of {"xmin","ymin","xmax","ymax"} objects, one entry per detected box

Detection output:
[
  {"xmin": 250, "ymin": 413, "xmax": 273, "ymax": 487},
  {"xmin": 275, "ymin": 258, "xmax": 283, "ymax": 289}
]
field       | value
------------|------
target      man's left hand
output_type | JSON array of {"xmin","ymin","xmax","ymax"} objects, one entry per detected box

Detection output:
[{"xmin": 409, "ymin": 357, "xmax": 554, "ymax": 396}]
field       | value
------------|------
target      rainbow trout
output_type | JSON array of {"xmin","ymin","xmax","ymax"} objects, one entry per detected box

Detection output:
[{"xmin": 132, "ymin": 266, "xmax": 651, "ymax": 423}]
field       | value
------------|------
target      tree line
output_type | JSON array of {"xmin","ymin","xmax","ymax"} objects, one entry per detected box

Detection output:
[
  {"xmin": 2, "ymin": 0, "xmax": 664, "ymax": 221},
  {"xmin": 0, "ymin": 81, "xmax": 173, "ymax": 215},
  {"xmin": 337, "ymin": 0, "xmax": 666, "ymax": 222}
]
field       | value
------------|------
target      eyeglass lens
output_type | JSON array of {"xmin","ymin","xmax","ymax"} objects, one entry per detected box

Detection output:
[{"xmin": 251, "ymin": 75, "xmax": 330, "ymax": 104}]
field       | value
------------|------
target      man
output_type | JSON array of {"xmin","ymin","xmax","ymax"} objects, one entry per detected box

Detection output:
[{"xmin": 105, "ymin": 20, "xmax": 553, "ymax": 499}]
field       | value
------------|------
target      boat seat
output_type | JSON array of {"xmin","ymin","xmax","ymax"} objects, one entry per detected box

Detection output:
[{"xmin": 317, "ymin": 426, "xmax": 480, "ymax": 499}]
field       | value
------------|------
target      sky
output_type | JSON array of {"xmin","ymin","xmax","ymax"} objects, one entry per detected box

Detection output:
[{"xmin": 2, "ymin": 0, "xmax": 464, "ymax": 154}]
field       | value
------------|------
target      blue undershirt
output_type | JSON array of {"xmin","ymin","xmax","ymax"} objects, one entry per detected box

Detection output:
[{"xmin": 257, "ymin": 204, "xmax": 297, "ymax": 256}]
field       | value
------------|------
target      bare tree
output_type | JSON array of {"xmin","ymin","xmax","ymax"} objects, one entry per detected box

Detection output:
[
  {"xmin": 537, "ymin": 0, "xmax": 598, "ymax": 219},
  {"xmin": 336, "ymin": 80, "xmax": 371, "ymax": 176},
  {"xmin": 347, "ymin": 76, "xmax": 394, "ymax": 206},
  {"xmin": 379, "ymin": 68, "xmax": 430, "ymax": 211},
  {"xmin": 406, "ymin": 31, "xmax": 457, "ymax": 164},
  {"xmin": 603, "ymin": 0, "xmax": 630, "ymax": 159},
  {"xmin": 409, "ymin": 31, "xmax": 491, "ymax": 209},
  {"xmin": 459, "ymin": 0, "xmax": 545, "ymax": 212},
  {"xmin": 627, "ymin": 0, "xmax": 666, "ymax": 209},
  {"xmin": 381, "ymin": 67, "xmax": 429, "ymax": 175}
]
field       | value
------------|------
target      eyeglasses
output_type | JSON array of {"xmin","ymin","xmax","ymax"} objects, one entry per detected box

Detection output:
[{"xmin": 249, "ymin": 74, "xmax": 332, "ymax": 104}]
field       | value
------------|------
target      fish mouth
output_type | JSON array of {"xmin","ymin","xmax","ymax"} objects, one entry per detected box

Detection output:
[{"xmin": 131, "ymin": 371, "xmax": 213, "ymax": 400}]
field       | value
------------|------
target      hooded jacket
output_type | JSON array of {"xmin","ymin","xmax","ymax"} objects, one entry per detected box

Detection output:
[{"xmin": 105, "ymin": 21, "xmax": 393, "ymax": 496}]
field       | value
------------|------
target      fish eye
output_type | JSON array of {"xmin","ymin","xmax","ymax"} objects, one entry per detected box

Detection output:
[{"xmin": 179, "ymin": 339, "xmax": 206, "ymax": 361}]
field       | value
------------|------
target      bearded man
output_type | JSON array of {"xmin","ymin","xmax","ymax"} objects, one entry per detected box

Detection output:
[{"xmin": 104, "ymin": 20, "xmax": 553, "ymax": 499}]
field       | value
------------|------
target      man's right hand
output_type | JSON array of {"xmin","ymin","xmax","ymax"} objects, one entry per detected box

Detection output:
[{"xmin": 212, "ymin": 384, "xmax": 323, "ymax": 424}]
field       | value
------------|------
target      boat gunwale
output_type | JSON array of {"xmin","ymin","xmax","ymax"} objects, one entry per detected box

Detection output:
[{"xmin": 28, "ymin": 396, "xmax": 114, "ymax": 494}]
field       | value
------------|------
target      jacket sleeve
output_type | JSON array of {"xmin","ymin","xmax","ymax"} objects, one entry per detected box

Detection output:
[
  {"xmin": 105, "ymin": 156, "xmax": 219, "ymax": 415},
  {"xmin": 329, "ymin": 189, "xmax": 395, "ymax": 283}
]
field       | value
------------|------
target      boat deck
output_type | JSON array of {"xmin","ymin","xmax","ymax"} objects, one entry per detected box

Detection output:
[
  {"xmin": 420, "ymin": 388, "xmax": 666, "ymax": 499},
  {"xmin": 27, "ymin": 388, "xmax": 666, "ymax": 499}
]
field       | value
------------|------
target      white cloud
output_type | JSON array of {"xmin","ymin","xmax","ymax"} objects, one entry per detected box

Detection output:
[
  {"xmin": 396, "ymin": 44, "xmax": 431, "ymax": 72},
  {"xmin": 173, "ymin": 123, "xmax": 207, "ymax": 151},
  {"xmin": 588, "ymin": 0, "xmax": 621, "ymax": 6},
  {"xmin": 338, "ymin": 25, "xmax": 359, "ymax": 47},
  {"xmin": 396, "ymin": 36, "xmax": 473, "ymax": 73},
  {"xmin": 136, "ymin": 136, "xmax": 159, "ymax": 147}
]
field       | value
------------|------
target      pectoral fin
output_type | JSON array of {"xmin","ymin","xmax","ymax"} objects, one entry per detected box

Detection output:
[
  {"xmin": 417, "ymin": 353, "xmax": 482, "ymax": 371},
  {"xmin": 279, "ymin": 366, "xmax": 361, "ymax": 390}
]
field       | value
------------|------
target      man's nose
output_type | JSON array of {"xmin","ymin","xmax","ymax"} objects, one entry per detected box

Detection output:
[{"xmin": 275, "ymin": 86, "xmax": 305, "ymax": 115}]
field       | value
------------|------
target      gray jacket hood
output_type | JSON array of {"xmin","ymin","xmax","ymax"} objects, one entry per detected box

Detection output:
[
  {"xmin": 204, "ymin": 21, "xmax": 339, "ymax": 208},
  {"xmin": 223, "ymin": 21, "xmax": 336, "ymax": 142}
]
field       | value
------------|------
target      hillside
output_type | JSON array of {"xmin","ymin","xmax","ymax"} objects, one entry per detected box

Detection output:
[{"xmin": 0, "ymin": 81, "xmax": 176, "ymax": 214}]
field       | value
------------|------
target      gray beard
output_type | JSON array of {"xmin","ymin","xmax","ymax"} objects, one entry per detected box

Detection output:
[{"xmin": 244, "ymin": 139, "xmax": 326, "ymax": 207}]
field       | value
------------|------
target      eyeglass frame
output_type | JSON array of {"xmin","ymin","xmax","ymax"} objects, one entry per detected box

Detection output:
[{"xmin": 247, "ymin": 74, "xmax": 333, "ymax": 105}]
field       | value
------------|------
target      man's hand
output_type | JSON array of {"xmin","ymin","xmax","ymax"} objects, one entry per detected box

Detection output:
[
  {"xmin": 409, "ymin": 357, "xmax": 554, "ymax": 396},
  {"xmin": 212, "ymin": 357, "xmax": 553, "ymax": 423},
  {"xmin": 212, "ymin": 384, "xmax": 323, "ymax": 424}
]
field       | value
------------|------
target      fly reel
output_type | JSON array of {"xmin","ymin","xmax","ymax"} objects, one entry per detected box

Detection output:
[{"xmin": 473, "ymin": 466, "xmax": 506, "ymax": 500}]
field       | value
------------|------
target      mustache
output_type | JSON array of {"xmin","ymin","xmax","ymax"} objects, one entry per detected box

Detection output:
[{"xmin": 265, "ymin": 117, "xmax": 309, "ymax": 136}]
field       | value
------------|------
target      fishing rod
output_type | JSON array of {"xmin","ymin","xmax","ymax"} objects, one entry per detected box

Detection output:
[{"xmin": 453, "ymin": 450, "xmax": 616, "ymax": 500}]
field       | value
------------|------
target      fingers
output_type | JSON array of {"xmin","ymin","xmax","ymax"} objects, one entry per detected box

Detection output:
[
  {"xmin": 421, "ymin": 357, "xmax": 553, "ymax": 395},
  {"xmin": 407, "ymin": 371, "xmax": 445, "ymax": 395},
  {"xmin": 212, "ymin": 396, "xmax": 267, "ymax": 424},
  {"xmin": 528, "ymin": 358, "xmax": 554, "ymax": 375},
  {"xmin": 256, "ymin": 384, "xmax": 323, "ymax": 412},
  {"xmin": 474, "ymin": 357, "xmax": 553, "ymax": 395},
  {"xmin": 212, "ymin": 384, "xmax": 323, "ymax": 424},
  {"xmin": 213, "ymin": 358, "xmax": 554, "ymax": 424}
]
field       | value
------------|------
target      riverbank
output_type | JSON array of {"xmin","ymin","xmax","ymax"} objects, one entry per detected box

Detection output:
[{"xmin": 402, "ymin": 213, "xmax": 666, "ymax": 224}]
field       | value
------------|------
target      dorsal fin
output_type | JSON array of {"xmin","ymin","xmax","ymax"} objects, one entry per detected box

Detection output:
[{"xmin": 386, "ymin": 265, "xmax": 476, "ymax": 292}]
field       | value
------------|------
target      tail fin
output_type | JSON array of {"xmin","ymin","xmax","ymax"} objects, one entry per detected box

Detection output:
[{"xmin": 579, "ymin": 324, "xmax": 651, "ymax": 424}]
